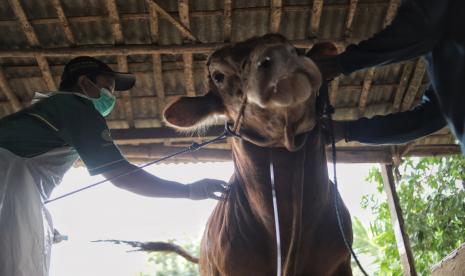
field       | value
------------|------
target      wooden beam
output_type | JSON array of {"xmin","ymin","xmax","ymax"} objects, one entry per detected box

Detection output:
[
  {"xmin": 270, "ymin": 0, "xmax": 282, "ymax": 33},
  {"xmin": 106, "ymin": 0, "xmax": 124, "ymax": 44},
  {"xmin": 383, "ymin": 0, "xmax": 401, "ymax": 28},
  {"xmin": 0, "ymin": 3, "xmax": 391, "ymax": 27},
  {"xmin": 0, "ymin": 40, "xmax": 345, "ymax": 58},
  {"xmin": 223, "ymin": 0, "xmax": 232, "ymax": 41},
  {"xmin": 106, "ymin": 1, "xmax": 134, "ymax": 128},
  {"xmin": 183, "ymin": 53, "xmax": 196, "ymax": 96},
  {"xmin": 146, "ymin": 0, "xmax": 164, "ymax": 119},
  {"xmin": 146, "ymin": 0, "xmax": 159, "ymax": 43},
  {"xmin": 309, "ymin": 0, "xmax": 324, "ymax": 38},
  {"xmin": 8, "ymin": 0, "xmax": 56, "ymax": 91},
  {"xmin": 152, "ymin": 54, "xmax": 165, "ymax": 115},
  {"xmin": 358, "ymin": 68, "xmax": 376, "ymax": 116},
  {"xmin": 0, "ymin": 66, "xmax": 22, "ymax": 111},
  {"xmin": 392, "ymin": 61, "xmax": 414, "ymax": 112},
  {"xmin": 51, "ymin": 0, "xmax": 76, "ymax": 45},
  {"xmin": 344, "ymin": 0, "xmax": 358, "ymax": 38},
  {"xmin": 178, "ymin": 0, "xmax": 196, "ymax": 97},
  {"xmin": 117, "ymin": 56, "xmax": 135, "ymax": 128},
  {"xmin": 401, "ymin": 59, "xmax": 426, "ymax": 111},
  {"xmin": 381, "ymin": 164, "xmax": 418, "ymax": 276},
  {"xmin": 147, "ymin": 0, "xmax": 198, "ymax": 42},
  {"xmin": 178, "ymin": 0, "xmax": 190, "ymax": 31}
]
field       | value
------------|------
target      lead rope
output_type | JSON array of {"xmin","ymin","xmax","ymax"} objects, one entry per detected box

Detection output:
[
  {"xmin": 45, "ymin": 96, "xmax": 250, "ymax": 205},
  {"xmin": 321, "ymin": 81, "xmax": 369, "ymax": 276},
  {"xmin": 269, "ymin": 156, "xmax": 282, "ymax": 276},
  {"xmin": 45, "ymin": 124, "xmax": 232, "ymax": 204}
]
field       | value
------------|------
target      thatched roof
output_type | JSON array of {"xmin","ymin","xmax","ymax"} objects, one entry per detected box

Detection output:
[{"xmin": 0, "ymin": 0, "xmax": 459, "ymax": 163}]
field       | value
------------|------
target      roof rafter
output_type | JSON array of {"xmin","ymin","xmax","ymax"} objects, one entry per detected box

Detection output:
[
  {"xmin": 178, "ymin": 0, "xmax": 196, "ymax": 97},
  {"xmin": 270, "ymin": 0, "xmax": 282, "ymax": 33},
  {"xmin": 8, "ymin": 0, "xmax": 57, "ymax": 91},
  {"xmin": 358, "ymin": 68, "xmax": 376, "ymax": 116},
  {"xmin": 344, "ymin": 0, "xmax": 358, "ymax": 38},
  {"xmin": 51, "ymin": 0, "xmax": 76, "ymax": 45},
  {"xmin": 400, "ymin": 59, "xmax": 426, "ymax": 111},
  {"xmin": 383, "ymin": 0, "xmax": 401, "ymax": 27},
  {"xmin": 105, "ymin": 0, "xmax": 124, "ymax": 44},
  {"xmin": 105, "ymin": 0, "xmax": 135, "ymax": 128},
  {"xmin": 392, "ymin": 61, "xmax": 414, "ymax": 111},
  {"xmin": 0, "ymin": 66, "xmax": 22, "ymax": 111},
  {"xmin": 223, "ymin": 0, "xmax": 232, "ymax": 41},
  {"xmin": 152, "ymin": 54, "xmax": 165, "ymax": 115},
  {"xmin": 309, "ymin": 0, "xmax": 324, "ymax": 38},
  {"xmin": 148, "ymin": 0, "xmax": 198, "ymax": 42},
  {"xmin": 0, "ymin": 40, "xmax": 345, "ymax": 58},
  {"xmin": 146, "ymin": 0, "xmax": 165, "ymax": 117}
]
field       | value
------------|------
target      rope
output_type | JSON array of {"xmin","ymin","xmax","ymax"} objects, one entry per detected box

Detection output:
[
  {"xmin": 45, "ymin": 126, "xmax": 231, "ymax": 204},
  {"xmin": 321, "ymin": 81, "xmax": 369, "ymax": 276},
  {"xmin": 269, "ymin": 156, "xmax": 282, "ymax": 276}
]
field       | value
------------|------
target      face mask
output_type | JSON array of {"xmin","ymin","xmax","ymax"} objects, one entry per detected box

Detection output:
[{"xmin": 83, "ymin": 81, "xmax": 116, "ymax": 117}]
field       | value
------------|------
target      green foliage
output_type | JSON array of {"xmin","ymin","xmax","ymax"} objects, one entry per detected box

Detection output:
[
  {"xmin": 137, "ymin": 239, "xmax": 200, "ymax": 276},
  {"xmin": 353, "ymin": 156, "xmax": 465, "ymax": 275}
]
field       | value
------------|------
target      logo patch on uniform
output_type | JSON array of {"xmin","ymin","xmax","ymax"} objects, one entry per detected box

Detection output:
[{"xmin": 101, "ymin": 129, "xmax": 113, "ymax": 142}]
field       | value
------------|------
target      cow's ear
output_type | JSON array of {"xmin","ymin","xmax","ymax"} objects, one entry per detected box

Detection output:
[
  {"xmin": 163, "ymin": 91, "xmax": 225, "ymax": 129},
  {"xmin": 305, "ymin": 42, "xmax": 338, "ymax": 59}
]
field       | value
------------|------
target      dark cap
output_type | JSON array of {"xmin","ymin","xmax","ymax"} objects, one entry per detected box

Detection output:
[{"xmin": 60, "ymin": 56, "xmax": 135, "ymax": 91}]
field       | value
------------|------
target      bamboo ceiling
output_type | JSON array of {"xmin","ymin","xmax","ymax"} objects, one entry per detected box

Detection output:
[{"xmin": 0, "ymin": 0, "xmax": 460, "ymax": 163}]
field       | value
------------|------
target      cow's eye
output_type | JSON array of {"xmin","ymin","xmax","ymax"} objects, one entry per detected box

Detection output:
[
  {"xmin": 212, "ymin": 72, "xmax": 225, "ymax": 83},
  {"xmin": 258, "ymin": 56, "xmax": 271, "ymax": 69}
]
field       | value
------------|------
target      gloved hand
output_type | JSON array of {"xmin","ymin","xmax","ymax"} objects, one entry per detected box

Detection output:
[
  {"xmin": 188, "ymin": 179, "xmax": 227, "ymax": 200},
  {"xmin": 305, "ymin": 42, "xmax": 342, "ymax": 81}
]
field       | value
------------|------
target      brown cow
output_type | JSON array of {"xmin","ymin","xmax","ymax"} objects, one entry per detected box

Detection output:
[{"xmin": 164, "ymin": 34, "xmax": 353, "ymax": 276}]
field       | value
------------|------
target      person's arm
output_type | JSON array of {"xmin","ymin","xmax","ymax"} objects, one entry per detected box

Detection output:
[
  {"xmin": 338, "ymin": 0, "xmax": 450, "ymax": 74},
  {"xmin": 102, "ymin": 161, "xmax": 226, "ymax": 200},
  {"xmin": 341, "ymin": 86, "xmax": 446, "ymax": 144},
  {"xmin": 52, "ymin": 94, "xmax": 226, "ymax": 200}
]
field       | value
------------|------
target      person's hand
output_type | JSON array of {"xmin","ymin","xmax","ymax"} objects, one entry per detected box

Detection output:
[
  {"xmin": 188, "ymin": 179, "xmax": 227, "ymax": 200},
  {"xmin": 321, "ymin": 118, "xmax": 346, "ymax": 145},
  {"xmin": 313, "ymin": 57, "xmax": 343, "ymax": 81},
  {"xmin": 305, "ymin": 42, "xmax": 343, "ymax": 81}
]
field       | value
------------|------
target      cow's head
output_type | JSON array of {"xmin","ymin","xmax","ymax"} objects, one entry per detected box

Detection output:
[{"xmin": 164, "ymin": 34, "xmax": 335, "ymax": 151}]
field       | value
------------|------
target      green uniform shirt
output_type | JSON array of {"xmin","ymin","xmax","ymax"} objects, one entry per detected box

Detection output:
[{"xmin": 0, "ymin": 93, "xmax": 126, "ymax": 175}]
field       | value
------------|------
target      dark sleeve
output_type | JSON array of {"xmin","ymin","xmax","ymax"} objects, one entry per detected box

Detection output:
[
  {"xmin": 338, "ymin": 0, "xmax": 450, "ymax": 74},
  {"xmin": 345, "ymin": 86, "xmax": 446, "ymax": 144},
  {"xmin": 51, "ymin": 95, "xmax": 127, "ymax": 175}
]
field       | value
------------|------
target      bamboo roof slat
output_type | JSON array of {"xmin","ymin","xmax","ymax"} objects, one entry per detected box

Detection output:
[
  {"xmin": 384, "ymin": 0, "xmax": 401, "ymax": 27},
  {"xmin": 8, "ymin": 0, "xmax": 57, "ymax": 91},
  {"xmin": 178, "ymin": 0, "xmax": 196, "ymax": 97},
  {"xmin": 309, "ymin": 0, "xmax": 323, "ymax": 38},
  {"xmin": 152, "ymin": 54, "xmax": 165, "ymax": 116},
  {"xmin": 147, "ymin": 0, "xmax": 198, "ymax": 42},
  {"xmin": 0, "ymin": 66, "xmax": 21, "ymax": 112},
  {"xmin": 358, "ymin": 68, "xmax": 376, "ymax": 116},
  {"xmin": 51, "ymin": 0, "xmax": 76, "ymax": 46},
  {"xmin": 401, "ymin": 59, "xmax": 426, "ymax": 111},
  {"xmin": 344, "ymin": 0, "xmax": 358, "ymax": 39},
  {"xmin": 392, "ymin": 61, "xmax": 414, "ymax": 111},
  {"xmin": 223, "ymin": 0, "xmax": 232, "ymax": 42},
  {"xmin": 270, "ymin": 0, "xmax": 282, "ymax": 33}
]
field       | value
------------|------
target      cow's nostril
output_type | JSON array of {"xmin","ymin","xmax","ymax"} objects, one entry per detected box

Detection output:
[{"xmin": 257, "ymin": 56, "xmax": 272, "ymax": 69}]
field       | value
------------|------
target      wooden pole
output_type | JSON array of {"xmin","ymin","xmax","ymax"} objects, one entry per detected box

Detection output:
[{"xmin": 381, "ymin": 164, "xmax": 417, "ymax": 276}]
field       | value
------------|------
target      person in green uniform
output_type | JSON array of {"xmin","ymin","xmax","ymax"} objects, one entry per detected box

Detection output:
[{"xmin": 0, "ymin": 56, "xmax": 227, "ymax": 276}]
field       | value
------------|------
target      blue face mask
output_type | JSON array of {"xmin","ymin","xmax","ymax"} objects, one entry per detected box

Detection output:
[{"xmin": 83, "ymin": 81, "xmax": 116, "ymax": 117}]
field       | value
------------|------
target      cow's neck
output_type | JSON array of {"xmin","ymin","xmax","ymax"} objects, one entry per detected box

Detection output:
[{"xmin": 230, "ymin": 125, "xmax": 332, "ymax": 238}]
